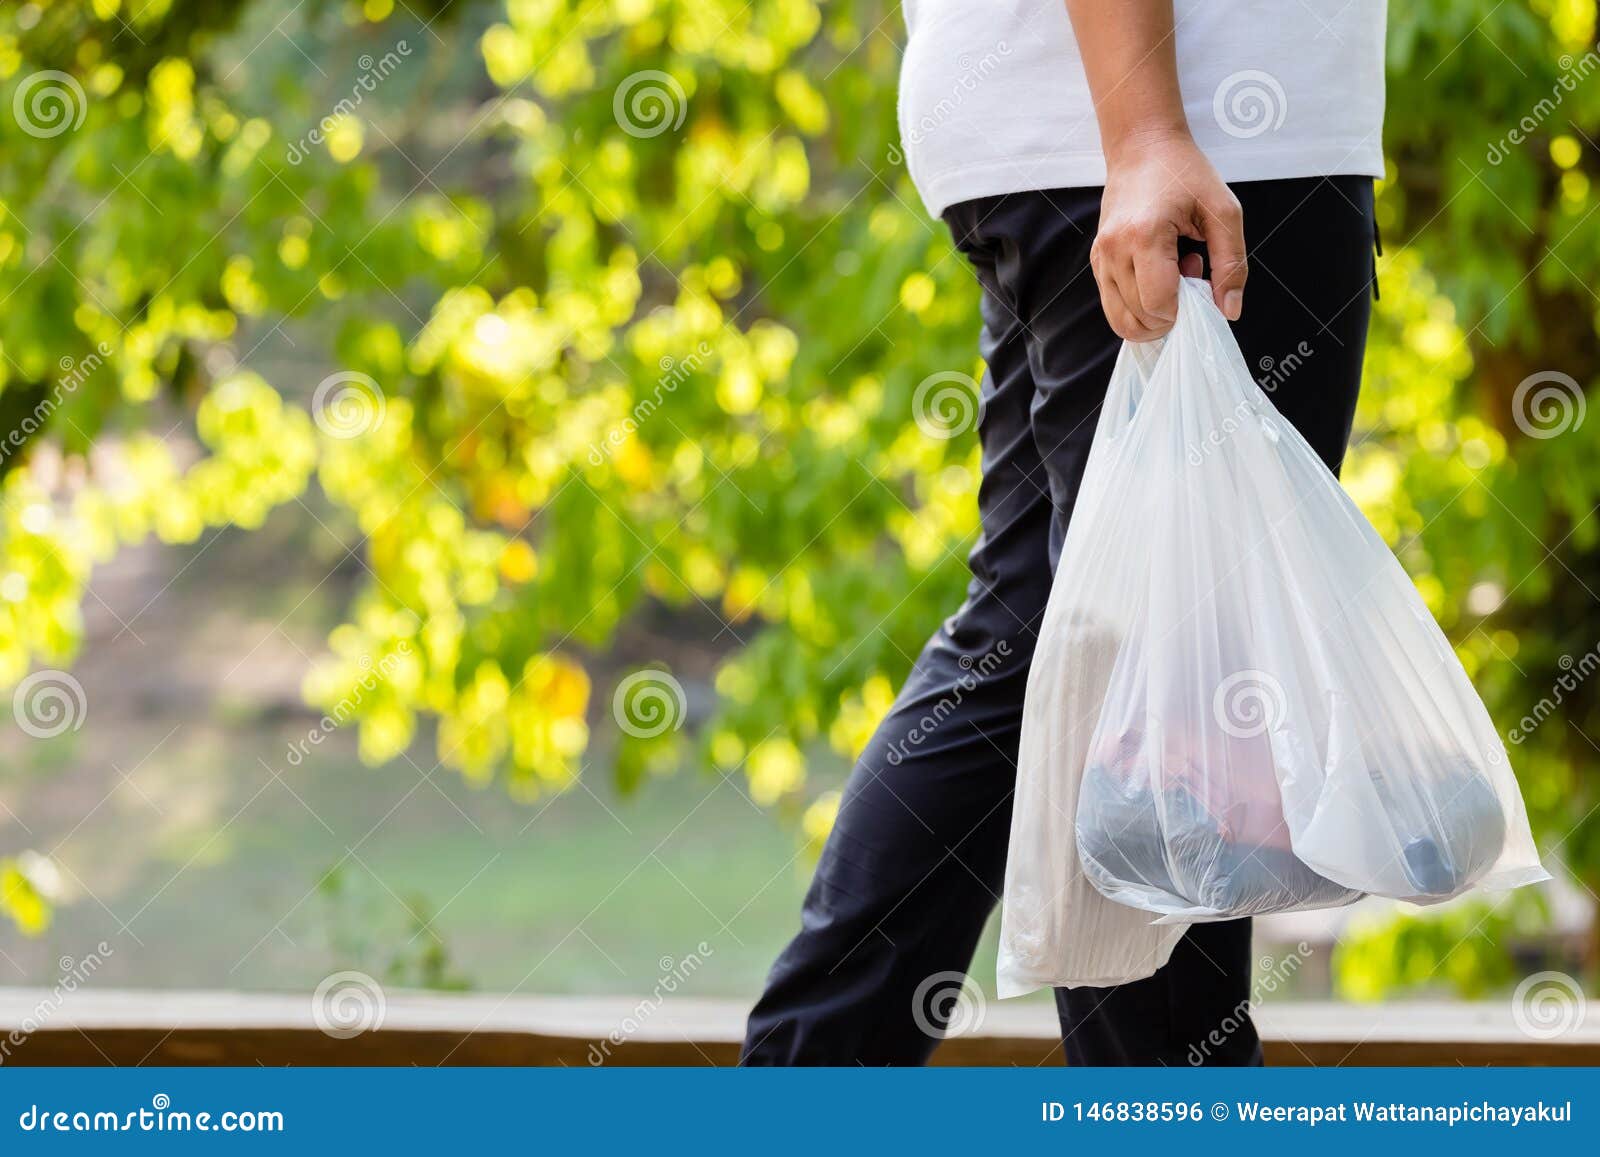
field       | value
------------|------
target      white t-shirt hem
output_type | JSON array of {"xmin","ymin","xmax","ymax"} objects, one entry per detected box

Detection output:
[{"xmin": 913, "ymin": 139, "xmax": 1386, "ymax": 218}]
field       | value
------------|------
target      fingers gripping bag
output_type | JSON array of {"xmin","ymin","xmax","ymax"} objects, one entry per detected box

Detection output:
[{"xmin": 997, "ymin": 279, "xmax": 1547, "ymax": 997}]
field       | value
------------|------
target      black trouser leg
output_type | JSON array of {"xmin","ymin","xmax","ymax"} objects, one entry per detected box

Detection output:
[
  {"xmin": 741, "ymin": 215, "xmax": 1052, "ymax": 1065},
  {"xmin": 742, "ymin": 175, "xmax": 1375, "ymax": 1066},
  {"xmin": 1055, "ymin": 918, "xmax": 1262, "ymax": 1065}
]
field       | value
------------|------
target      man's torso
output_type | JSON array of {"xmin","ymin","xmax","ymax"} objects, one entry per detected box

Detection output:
[{"xmin": 897, "ymin": 0, "xmax": 1387, "ymax": 216}]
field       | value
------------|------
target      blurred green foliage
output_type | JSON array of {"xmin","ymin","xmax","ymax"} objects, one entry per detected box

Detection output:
[
  {"xmin": 315, "ymin": 862, "xmax": 473, "ymax": 990},
  {"xmin": 0, "ymin": 0, "xmax": 1596, "ymax": 997}
]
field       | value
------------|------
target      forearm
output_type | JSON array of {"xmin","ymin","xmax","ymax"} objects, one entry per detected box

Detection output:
[
  {"xmin": 1065, "ymin": 0, "xmax": 1246, "ymax": 334},
  {"xmin": 1063, "ymin": 0, "xmax": 1191, "ymax": 161}
]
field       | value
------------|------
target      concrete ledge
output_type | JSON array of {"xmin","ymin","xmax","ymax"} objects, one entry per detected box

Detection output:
[{"xmin": 1, "ymin": 990, "xmax": 1595, "ymax": 1066}]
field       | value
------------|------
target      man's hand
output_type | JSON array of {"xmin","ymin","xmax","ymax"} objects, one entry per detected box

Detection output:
[
  {"xmin": 1092, "ymin": 130, "xmax": 1247, "ymax": 342},
  {"xmin": 1061, "ymin": 0, "xmax": 1248, "ymax": 341}
]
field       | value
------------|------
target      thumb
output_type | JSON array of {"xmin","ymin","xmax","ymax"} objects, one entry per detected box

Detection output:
[{"xmin": 1201, "ymin": 192, "xmax": 1247, "ymax": 321}]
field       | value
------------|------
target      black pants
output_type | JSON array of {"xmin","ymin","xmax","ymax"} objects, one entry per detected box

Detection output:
[{"xmin": 742, "ymin": 176, "xmax": 1376, "ymax": 1066}]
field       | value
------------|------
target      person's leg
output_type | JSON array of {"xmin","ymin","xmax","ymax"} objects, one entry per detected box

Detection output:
[
  {"xmin": 1055, "ymin": 920, "xmax": 1260, "ymax": 1065},
  {"xmin": 1019, "ymin": 174, "xmax": 1376, "ymax": 1065},
  {"xmin": 741, "ymin": 195, "xmax": 1065, "ymax": 1065}
]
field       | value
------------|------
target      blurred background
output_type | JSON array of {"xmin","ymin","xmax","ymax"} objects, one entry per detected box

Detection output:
[{"xmin": 0, "ymin": 0, "xmax": 1597, "ymax": 1019}]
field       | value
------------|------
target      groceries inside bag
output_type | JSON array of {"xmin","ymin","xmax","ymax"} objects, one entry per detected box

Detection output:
[{"xmin": 997, "ymin": 279, "xmax": 1547, "ymax": 997}]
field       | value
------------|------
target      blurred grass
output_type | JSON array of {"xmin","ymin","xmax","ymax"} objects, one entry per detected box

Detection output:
[{"xmin": 13, "ymin": 727, "xmax": 813, "ymax": 996}]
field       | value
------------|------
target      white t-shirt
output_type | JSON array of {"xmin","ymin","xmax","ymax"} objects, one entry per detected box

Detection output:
[{"xmin": 897, "ymin": 0, "xmax": 1387, "ymax": 216}]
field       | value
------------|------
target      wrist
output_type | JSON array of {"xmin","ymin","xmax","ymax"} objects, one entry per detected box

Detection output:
[{"xmin": 1102, "ymin": 120, "xmax": 1195, "ymax": 169}]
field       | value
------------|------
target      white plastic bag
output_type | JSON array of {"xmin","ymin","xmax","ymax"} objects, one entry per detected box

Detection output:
[{"xmin": 997, "ymin": 279, "xmax": 1547, "ymax": 998}]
